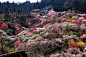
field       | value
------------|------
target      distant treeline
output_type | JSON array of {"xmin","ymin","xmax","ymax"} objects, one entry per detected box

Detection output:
[
  {"xmin": 0, "ymin": 1, "xmax": 32, "ymax": 14},
  {"xmin": 33, "ymin": 0, "xmax": 67, "ymax": 12},
  {"xmin": 33, "ymin": 0, "xmax": 86, "ymax": 13},
  {"xmin": 0, "ymin": 0, "xmax": 86, "ymax": 14},
  {"xmin": 65, "ymin": 0, "xmax": 86, "ymax": 13}
]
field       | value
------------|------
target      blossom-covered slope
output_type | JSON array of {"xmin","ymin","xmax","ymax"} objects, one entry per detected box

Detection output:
[{"xmin": 1, "ymin": 10, "xmax": 86, "ymax": 57}]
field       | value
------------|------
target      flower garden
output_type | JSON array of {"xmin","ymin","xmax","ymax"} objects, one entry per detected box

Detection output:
[{"xmin": 0, "ymin": 10, "xmax": 86, "ymax": 57}]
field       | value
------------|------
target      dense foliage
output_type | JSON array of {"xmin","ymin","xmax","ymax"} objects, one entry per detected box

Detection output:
[
  {"xmin": 33, "ymin": 0, "xmax": 67, "ymax": 11},
  {"xmin": 1, "ymin": 0, "xmax": 86, "ymax": 57},
  {"xmin": 3, "ymin": 7, "xmax": 11, "ymax": 19},
  {"xmin": 65, "ymin": 0, "xmax": 86, "ymax": 13},
  {"xmin": 52, "ymin": 0, "xmax": 66, "ymax": 12},
  {"xmin": 0, "ymin": 1, "xmax": 32, "ymax": 14}
]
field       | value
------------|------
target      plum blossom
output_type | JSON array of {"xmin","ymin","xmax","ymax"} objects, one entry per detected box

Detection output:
[
  {"xmin": 50, "ymin": 53, "xmax": 59, "ymax": 57},
  {"xmin": 80, "ymin": 34, "xmax": 86, "ymax": 39},
  {"xmin": 63, "ymin": 35, "xmax": 79, "ymax": 41}
]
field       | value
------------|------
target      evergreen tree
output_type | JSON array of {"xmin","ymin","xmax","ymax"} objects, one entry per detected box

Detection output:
[
  {"xmin": 52, "ymin": 0, "xmax": 66, "ymax": 12},
  {"xmin": 3, "ymin": 7, "xmax": 11, "ymax": 19},
  {"xmin": 16, "ymin": 7, "xmax": 22, "ymax": 17},
  {"xmin": 4, "ymin": 7, "xmax": 9, "ymax": 14}
]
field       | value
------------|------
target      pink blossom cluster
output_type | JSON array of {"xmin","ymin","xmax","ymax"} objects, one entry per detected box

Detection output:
[
  {"xmin": 82, "ymin": 22, "xmax": 86, "ymax": 25},
  {"xmin": 17, "ymin": 28, "xmax": 32, "ymax": 37},
  {"xmin": 14, "ymin": 23, "xmax": 21, "ymax": 28},
  {"xmin": 63, "ymin": 35, "xmax": 79, "ymax": 41},
  {"xmin": 28, "ymin": 27, "xmax": 38, "ymax": 32},
  {"xmin": 51, "ymin": 33, "xmax": 58, "ymax": 35},
  {"xmin": 25, "ymin": 32, "xmax": 32, "ymax": 37},
  {"xmin": 66, "ymin": 13, "xmax": 72, "ymax": 16},
  {"xmin": 1, "ymin": 23, "xmax": 8, "ymax": 29},
  {"xmin": 15, "ymin": 24, "xmax": 21, "ymax": 27},
  {"xmin": 68, "ymin": 47, "xmax": 81, "ymax": 53},
  {"xmin": 50, "ymin": 53, "xmax": 73, "ymax": 57},
  {"xmin": 47, "ymin": 11, "xmax": 57, "ymax": 17},
  {"xmin": 26, "ymin": 38, "xmax": 65, "ymax": 50},
  {"xmin": 45, "ymin": 23, "xmax": 63, "ymax": 32},
  {"xmin": 32, "ymin": 19, "xmax": 49, "ymax": 27},
  {"xmin": 81, "ymin": 52, "xmax": 86, "ymax": 56},
  {"xmin": 26, "ymin": 41, "xmax": 39, "ymax": 47},
  {"xmin": 41, "ymin": 20, "xmax": 50, "ymax": 24},
  {"xmin": 15, "ymin": 41, "xmax": 21, "ymax": 46},
  {"xmin": 61, "ymin": 12, "xmax": 66, "ymax": 16},
  {"xmin": 80, "ymin": 26, "xmax": 86, "ymax": 30},
  {"xmin": 33, "ymin": 28, "xmax": 46, "ymax": 33},
  {"xmin": 15, "ymin": 29, "xmax": 21, "ymax": 35},
  {"xmin": 50, "ymin": 52, "xmax": 86, "ymax": 57},
  {"xmin": 15, "ymin": 41, "xmax": 25, "ymax": 50},
  {"xmin": 0, "ymin": 27, "xmax": 3, "ymax": 29},
  {"xmin": 47, "ymin": 11, "xmax": 66, "ymax": 17},
  {"xmin": 66, "ymin": 17, "xmax": 71, "ymax": 19},
  {"xmin": 50, "ymin": 53, "xmax": 59, "ymax": 57},
  {"xmin": 72, "ymin": 19, "xmax": 85, "ymax": 24},
  {"xmin": 12, "ymin": 23, "xmax": 21, "ymax": 28},
  {"xmin": 54, "ymin": 38, "xmax": 65, "ymax": 43},
  {"xmin": 0, "ymin": 35, "xmax": 2, "ymax": 39},
  {"xmin": 80, "ymin": 34, "xmax": 86, "ymax": 39},
  {"xmin": 32, "ymin": 14, "xmax": 37, "ymax": 17}
]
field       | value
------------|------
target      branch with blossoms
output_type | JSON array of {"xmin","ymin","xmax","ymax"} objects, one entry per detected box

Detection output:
[
  {"xmin": 15, "ymin": 38, "xmax": 65, "ymax": 55},
  {"xmin": 80, "ymin": 34, "xmax": 86, "ymax": 42}
]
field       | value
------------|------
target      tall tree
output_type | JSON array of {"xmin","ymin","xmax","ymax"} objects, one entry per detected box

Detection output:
[
  {"xmin": 52, "ymin": 0, "xmax": 66, "ymax": 11},
  {"xmin": 4, "ymin": 7, "xmax": 9, "ymax": 14},
  {"xmin": 16, "ymin": 7, "xmax": 22, "ymax": 17},
  {"xmin": 3, "ymin": 7, "xmax": 11, "ymax": 19}
]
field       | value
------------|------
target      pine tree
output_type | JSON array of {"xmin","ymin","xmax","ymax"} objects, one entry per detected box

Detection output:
[
  {"xmin": 4, "ymin": 7, "xmax": 9, "ymax": 14},
  {"xmin": 16, "ymin": 7, "xmax": 22, "ymax": 17},
  {"xmin": 3, "ymin": 7, "xmax": 11, "ymax": 19}
]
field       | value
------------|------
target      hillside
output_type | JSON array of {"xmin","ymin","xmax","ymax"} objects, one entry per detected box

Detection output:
[
  {"xmin": 1, "ymin": 0, "xmax": 86, "ymax": 57},
  {"xmin": 0, "ymin": 6, "xmax": 86, "ymax": 56}
]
